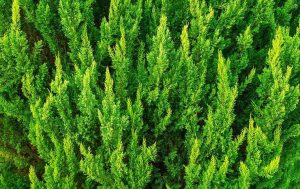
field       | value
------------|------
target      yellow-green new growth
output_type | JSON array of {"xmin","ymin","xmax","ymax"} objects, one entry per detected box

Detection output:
[{"xmin": 12, "ymin": 0, "xmax": 20, "ymax": 28}]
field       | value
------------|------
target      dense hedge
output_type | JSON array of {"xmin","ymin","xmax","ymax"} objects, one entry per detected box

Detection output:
[{"xmin": 0, "ymin": 0, "xmax": 300, "ymax": 188}]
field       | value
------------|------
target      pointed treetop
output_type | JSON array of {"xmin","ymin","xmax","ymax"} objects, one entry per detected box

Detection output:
[
  {"xmin": 119, "ymin": 26, "xmax": 126, "ymax": 56},
  {"xmin": 53, "ymin": 55, "xmax": 63, "ymax": 86},
  {"xmin": 105, "ymin": 67, "xmax": 114, "ymax": 95},
  {"xmin": 157, "ymin": 15, "xmax": 168, "ymax": 37},
  {"xmin": 217, "ymin": 51, "xmax": 229, "ymax": 85},
  {"xmin": 12, "ymin": 0, "xmax": 20, "ymax": 28},
  {"xmin": 78, "ymin": 24, "xmax": 95, "ymax": 70},
  {"xmin": 50, "ymin": 55, "xmax": 69, "ymax": 95},
  {"xmin": 237, "ymin": 26, "xmax": 253, "ymax": 50},
  {"xmin": 181, "ymin": 25, "xmax": 190, "ymax": 57},
  {"xmin": 268, "ymin": 27, "xmax": 284, "ymax": 79}
]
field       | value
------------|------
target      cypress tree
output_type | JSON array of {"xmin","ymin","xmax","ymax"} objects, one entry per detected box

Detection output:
[{"xmin": 0, "ymin": 0, "xmax": 299, "ymax": 188}]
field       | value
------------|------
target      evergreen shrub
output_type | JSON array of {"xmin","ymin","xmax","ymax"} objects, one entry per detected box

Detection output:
[{"xmin": 0, "ymin": 0, "xmax": 300, "ymax": 188}]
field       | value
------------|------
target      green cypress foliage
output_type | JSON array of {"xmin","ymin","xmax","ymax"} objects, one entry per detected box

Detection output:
[
  {"xmin": 0, "ymin": 0, "xmax": 300, "ymax": 188},
  {"xmin": 146, "ymin": 15, "xmax": 173, "ymax": 137}
]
